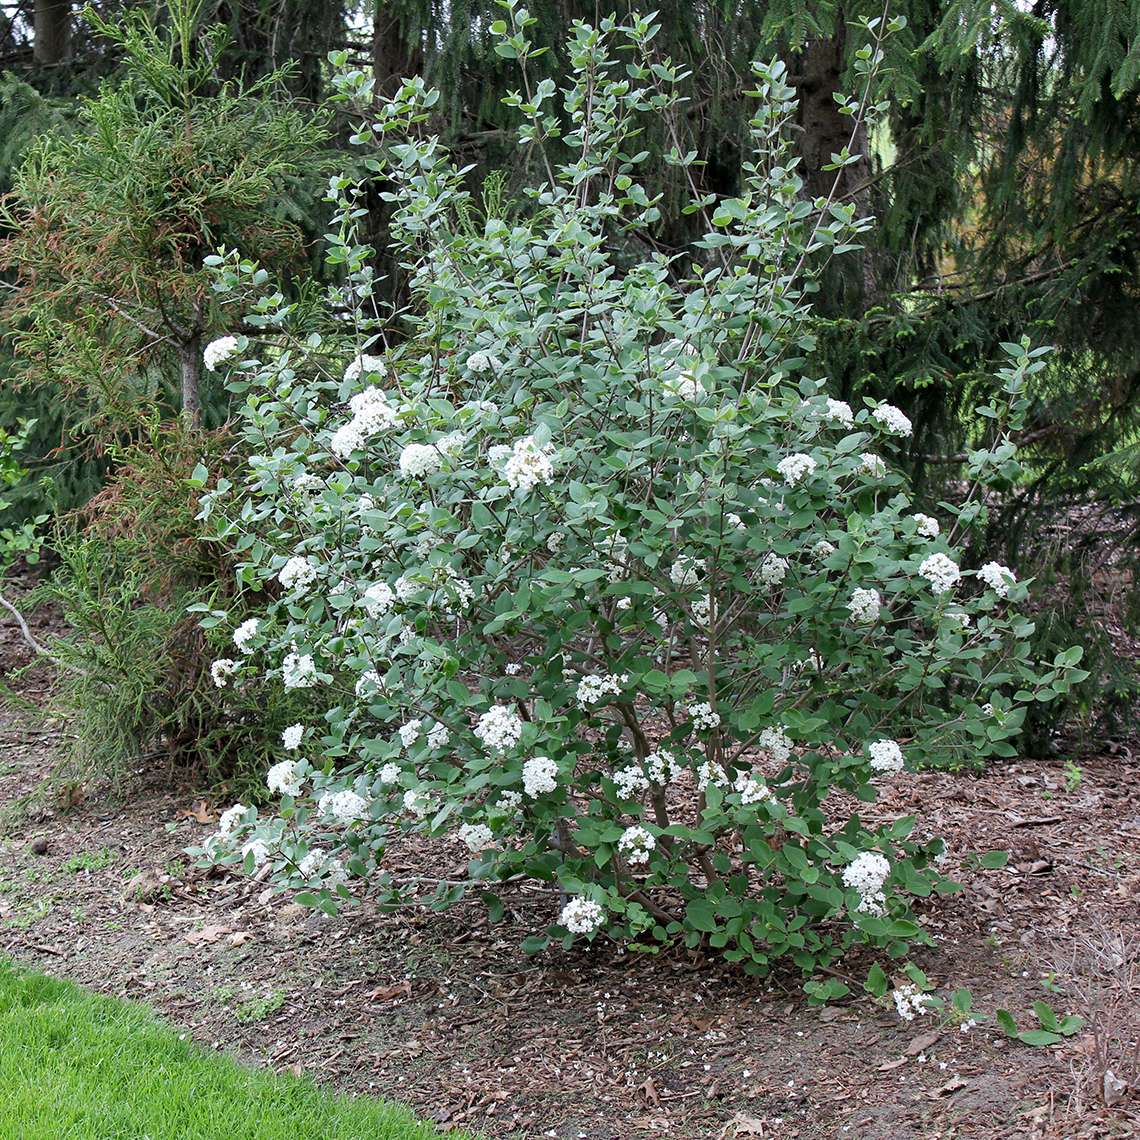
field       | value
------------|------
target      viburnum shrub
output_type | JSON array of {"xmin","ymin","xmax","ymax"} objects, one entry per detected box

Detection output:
[{"xmin": 188, "ymin": 8, "xmax": 1084, "ymax": 988}]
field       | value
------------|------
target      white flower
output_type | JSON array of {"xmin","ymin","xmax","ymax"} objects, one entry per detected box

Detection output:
[
  {"xmin": 725, "ymin": 512, "xmax": 746, "ymax": 530},
  {"xmin": 402, "ymin": 789, "xmax": 433, "ymax": 818},
  {"xmin": 981, "ymin": 701, "xmax": 994, "ymax": 717},
  {"xmin": 378, "ymin": 762, "xmax": 401, "ymax": 786},
  {"xmin": 617, "ymin": 825, "xmax": 656, "ymax": 866},
  {"xmin": 298, "ymin": 848, "xmax": 327, "ymax": 880},
  {"xmin": 426, "ymin": 723, "xmax": 450, "ymax": 750},
  {"xmin": 317, "ymin": 789, "xmax": 368, "ymax": 825},
  {"xmin": 210, "ymin": 658, "xmax": 239, "ymax": 688},
  {"xmin": 355, "ymin": 668, "xmax": 385, "ymax": 698},
  {"xmin": 576, "ymin": 672, "xmax": 628, "ymax": 708},
  {"xmin": 812, "ymin": 538, "xmax": 836, "ymax": 561},
  {"xmin": 278, "ymin": 556, "xmax": 317, "ymax": 593},
  {"xmin": 240, "ymin": 838, "xmax": 271, "ymax": 868},
  {"xmin": 232, "ymin": 618, "xmax": 259, "ymax": 654},
  {"xmin": 398, "ymin": 443, "xmax": 442, "ymax": 478},
  {"xmin": 867, "ymin": 739, "xmax": 904, "ymax": 776},
  {"xmin": 892, "ymin": 983, "xmax": 930, "ymax": 1022},
  {"xmin": 666, "ymin": 369, "xmax": 703, "ymax": 400},
  {"xmin": 859, "ymin": 452, "xmax": 886, "ymax": 478},
  {"xmin": 457, "ymin": 822, "xmax": 494, "ymax": 852},
  {"xmin": 266, "ymin": 759, "xmax": 303, "ymax": 797},
  {"xmin": 330, "ymin": 421, "xmax": 366, "ymax": 458},
  {"xmin": 978, "ymin": 561, "xmax": 1015, "ymax": 597},
  {"xmin": 203, "ymin": 335, "xmax": 240, "ymax": 372},
  {"xmin": 734, "ymin": 771, "xmax": 773, "ymax": 804},
  {"xmin": 670, "ymin": 555, "xmax": 702, "ymax": 590},
  {"xmin": 847, "ymin": 587, "xmax": 881, "ymax": 624},
  {"xmin": 559, "ymin": 896, "xmax": 605, "ymax": 935},
  {"xmin": 522, "ymin": 755, "xmax": 558, "ymax": 798},
  {"xmin": 282, "ymin": 650, "xmax": 317, "ymax": 690},
  {"xmin": 281, "ymin": 724, "xmax": 304, "ymax": 751},
  {"xmin": 466, "ymin": 351, "xmax": 497, "ymax": 374},
  {"xmin": 691, "ymin": 595, "xmax": 711, "ymax": 625},
  {"xmin": 688, "ymin": 701, "xmax": 721, "ymax": 731},
  {"xmin": 759, "ymin": 552, "xmax": 789, "ymax": 586},
  {"xmin": 394, "ymin": 575, "xmax": 419, "ymax": 603},
  {"xmin": 503, "ymin": 435, "xmax": 556, "ymax": 492},
  {"xmin": 291, "ymin": 472, "xmax": 324, "ymax": 497},
  {"xmin": 944, "ymin": 610, "xmax": 971, "ymax": 629},
  {"xmin": 871, "ymin": 404, "xmax": 913, "ymax": 437},
  {"xmin": 842, "ymin": 851, "xmax": 891, "ymax": 898},
  {"xmin": 496, "ymin": 790, "xmax": 522, "ymax": 813},
  {"xmin": 645, "ymin": 749, "xmax": 683, "ymax": 786},
  {"xmin": 613, "ymin": 764, "xmax": 650, "ymax": 799},
  {"xmin": 361, "ymin": 581, "xmax": 395, "ymax": 617},
  {"xmin": 824, "ymin": 398, "xmax": 854, "ymax": 428},
  {"xmin": 912, "ymin": 513, "xmax": 940, "ymax": 538},
  {"xmin": 919, "ymin": 552, "xmax": 960, "ymax": 596},
  {"xmin": 696, "ymin": 760, "xmax": 729, "ymax": 790},
  {"xmin": 474, "ymin": 705, "xmax": 524, "ymax": 754},
  {"xmin": 777, "ymin": 453, "xmax": 817, "ymax": 486},
  {"xmin": 757, "ymin": 725, "xmax": 793, "ymax": 764},
  {"xmin": 344, "ymin": 353, "xmax": 386, "ymax": 382},
  {"xmin": 398, "ymin": 719, "xmax": 422, "ymax": 750},
  {"xmin": 217, "ymin": 803, "xmax": 248, "ymax": 836}
]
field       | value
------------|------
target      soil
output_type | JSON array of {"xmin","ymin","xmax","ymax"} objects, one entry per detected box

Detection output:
[{"xmin": 1, "ymin": 584, "xmax": 1138, "ymax": 1140}]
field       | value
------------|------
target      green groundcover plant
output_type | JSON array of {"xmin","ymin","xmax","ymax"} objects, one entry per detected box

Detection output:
[{"xmin": 188, "ymin": 7, "xmax": 1084, "ymax": 990}]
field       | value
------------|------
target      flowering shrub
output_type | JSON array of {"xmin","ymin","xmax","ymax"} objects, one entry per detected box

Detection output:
[{"xmin": 188, "ymin": 9, "xmax": 1084, "ymax": 987}]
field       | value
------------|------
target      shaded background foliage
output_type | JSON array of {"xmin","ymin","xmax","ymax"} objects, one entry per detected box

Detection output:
[{"xmin": 0, "ymin": 0, "xmax": 1136, "ymax": 777}]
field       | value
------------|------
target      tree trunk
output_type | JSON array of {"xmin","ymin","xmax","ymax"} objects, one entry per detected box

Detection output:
[
  {"xmin": 33, "ymin": 0, "xmax": 70, "ymax": 65},
  {"xmin": 792, "ymin": 15, "xmax": 878, "ymax": 306},
  {"xmin": 180, "ymin": 337, "xmax": 202, "ymax": 427},
  {"xmin": 372, "ymin": 0, "xmax": 423, "ymax": 95}
]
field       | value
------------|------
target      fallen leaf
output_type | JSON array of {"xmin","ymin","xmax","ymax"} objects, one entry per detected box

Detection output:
[
  {"xmin": 368, "ymin": 979, "xmax": 412, "ymax": 1002},
  {"xmin": 933, "ymin": 1076, "xmax": 969, "ymax": 1097},
  {"xmin": 720, "ymin": 1112, "xmax": 767, "ymax": 1138},
  {"xmin": 906, "ymin": 1029, "xmax": 941, "ymax": 1056},
  {"xmin": 185, "ymin": 924, "xmax": 231, "ymax": 945},
  {"xmin": 1104, "ymin": 1070, "xmax": 1127, "ymax": 1107},
  {"xmin": 635, "ymin": 1076, "xmax": 661, "ymax": 1107},
  {"xmin": 227, "ymin": 930, "xmax": 254, "ymax": 947},
  {"xmin": 877, "ymin": 1058, "xmax": 907, "ymax": 1071},
  {"xmin": 178, "ymin": 800, "xmax": 214, "ymax": 825}
]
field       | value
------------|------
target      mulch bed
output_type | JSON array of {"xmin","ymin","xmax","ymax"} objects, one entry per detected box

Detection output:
[{"xmin": 1, "ymin": 593, "xmax": 1138, "ymax": 1139}]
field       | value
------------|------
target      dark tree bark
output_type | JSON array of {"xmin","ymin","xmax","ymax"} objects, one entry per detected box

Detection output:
[{"xmin": 33, "ymin": 0, "xmax": 70, "ymax": 64}]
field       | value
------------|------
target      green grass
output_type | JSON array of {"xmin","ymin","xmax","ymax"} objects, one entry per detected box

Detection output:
[{"xmin": 0, "ymin": 958, "xmax": 453, "ymax": 1139}]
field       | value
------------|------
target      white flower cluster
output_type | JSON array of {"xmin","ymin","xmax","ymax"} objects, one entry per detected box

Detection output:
[
  {"xmin": 398, "ymin": 719, "xmax": 422, "ymax": 749},
  {"xmin": 559, "ymin": 896, "xmax": 605, "ymax": 934},
  {"xmin": 426, "ymin": 723, "xmax": 450, "ymax": 750},
  {"xmin": 842, "ymin": 851, "xmax": 890, "ymax": 916},
  {"xmin": 645, "ymin": 749, "xmax": 683, "ymax": 785},
  {"xmin": 378, "ymin": 762, "xmax": 401, "ymax": 786},
  {"xmin": 665, "ymin": 369, "xmax": 703, "ymax": 400},
  {"xmin": 522, "ymin": 755, "xmax": 558, "ymax": 797},
  {"xmin": 210, "ymin": 658, "xmax": 239, "ymax": 688},
  {"xmin": 734, "ymin": 771, "xmax": 773, "ymax": 804},
  {"xmin": 919, "ymin": 552, "xmax": 960, "ymax": 595},
  {"xmin": 232, "ymin": 617, "xmax": 259, "ymax": 654},
  {"xmin": 402, "ymin": 789, "xmax": 433, "ymax": 817},
  {"xmin": 612, "ymin": 764, "xmax": 649, "ymax": 799},
  {"xmin": 825, "ymin": 398, "xmax": 854, "ymax": 427},
  {"xmin": 777, "ymin": 452, "xmax": 817, "ymax": 486},
  {"xmin": 978, "ymin": 561, "xmax": 1015, "ymax": 597},
  {"xmin": 398, "ymin": 442, "xmax": 442, "ymax": 478},
  {"xmin": 203, "ymin": 335, "xmax": 240, "ymax": 372},
  {"xmin": 576, "ymin": 672, "xmax": 628, "ymax": 708},
  {"xmin": 757, "ymin": 725, "xmax": 793, "ymax": 764},
  {"xmin": 847, "ymin": 587, "xmax": 881, "ymax": 624},
  {"xmin": 281, "ymin": 723, "xmax": 304, "ymax": 751},
  {"xmin": 696, "ymin": 760, "xmax": 729, "ymax": 790},
  {"xmin": 892, "ymin": 983, "xmax": 930, "ymax": 1022},
  {"xmin": 465, "ymin": 351, "xmax": 496, "ymax": 373},
  {"xmin": 688, "ymin": 701, "xmax": 721, "ymax": 731},
  {"xmin": 474, "ymin": 705, "xmax": 524, "ymax": 754},
  {"xmin": 278, "ymin": 556, "xmax": 317, "ymax": 593},
  {"xmin": 670, "ymin": 555, "xmax": 702, "ymax": 589},
  {"xmin": 871, "ymin": 403, "xmax": 913, "ymax": 437},
  {"xmin": 617, "ymin": 825, "xmax": 656, "ymax": 866},
  {"xmin": 759, "ymin": 552, "xmax": 789, "ymax": 586},
  {"xmin": 241, "ymin": 838, "xmax": 271, "ymax": 867},
  {"xmin": 343, "ymin": 353, "xmax": 386, "ymax": 382},
  {"xmin": 458, "ymin": 822, "xmax": 494, "ymax": 852},
  {"xmin": 331, "ymin": 388, "xmax": 399, "ymax": 459},
  {"xmin": 218, "ymin": 803, "xmax": 247, "ymax": 836},
  {"xmin": 318, "ymin": 789, "xmax": 368, "ymax": 825},
  {"xmin": 298, "ymin": 849, "xmax": 347, "ymax": 887},
  {"xmin": 860, "ymin": 453, "xmax": 886, "ymax": 478},
  {"xmin": 361, "ymin": 581, "xmax": 395, "ymax": 616},
  {"xmin": 503, "ymin": 435, "xmax": 556, "ymax": 492},
  {"xmin": 867, "ymin": 738, "xmax": 904, "ymax": 775},
  {"xmin": 282, "ymin": 650, "xmax": 317, "ymax": 689},
  {"xmin": 266, "ymin": 759, "xmax": 303, "ymax": 797},
  {"xmin": 912, "ymin": 513, "xmax": 939, "ymax": 538}
]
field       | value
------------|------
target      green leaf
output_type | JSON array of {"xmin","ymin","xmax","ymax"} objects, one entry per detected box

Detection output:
[{"xmin": 978, "ymin": 850, "xmax": 1009, "ymax": 869}]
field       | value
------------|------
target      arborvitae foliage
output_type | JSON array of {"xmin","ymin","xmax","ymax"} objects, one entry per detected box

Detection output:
[{"xmin": 0, "ymin": 1, "xmax": 329, "ymax": 434}]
